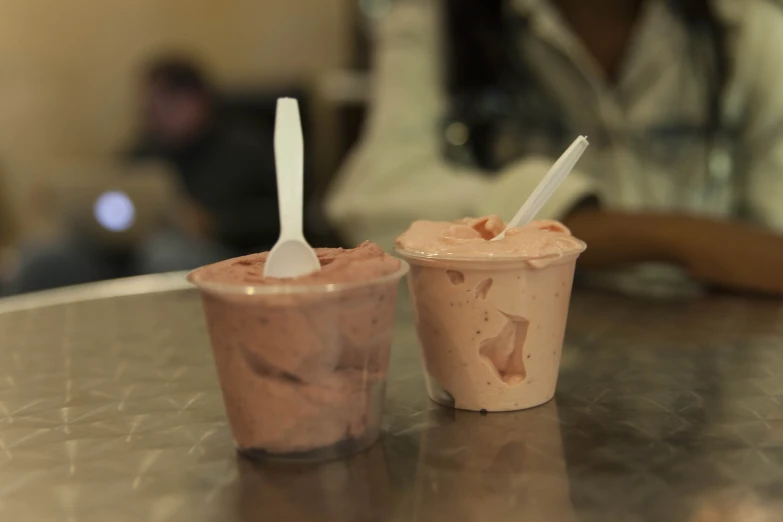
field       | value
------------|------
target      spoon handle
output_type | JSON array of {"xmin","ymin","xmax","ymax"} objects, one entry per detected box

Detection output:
[
  {"xmin": 494, "ymin": 136, "xmax": 589, "ymax": 241},
  {"xmin": 274, "ymin": 98, "xmax": 305, "ymax": 239}
]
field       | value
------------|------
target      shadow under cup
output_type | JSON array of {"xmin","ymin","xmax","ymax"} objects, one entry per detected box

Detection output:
[
  {"xmin": 397, "ymin": 248, "xmax": 584, "ymax": 412},
  {"xmin": 189, "ymin": 262, "xmax": 409, "ymax": 462}
]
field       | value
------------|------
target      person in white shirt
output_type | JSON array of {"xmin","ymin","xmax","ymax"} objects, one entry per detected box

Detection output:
[{"xmin": 326, "ymin": 0, "xmax": 783, "ymax": 295}]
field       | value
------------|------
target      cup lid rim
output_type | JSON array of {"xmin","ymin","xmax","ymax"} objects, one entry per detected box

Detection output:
[
  {"xmin": 187, "ymin": 259, "xmax": 410, "ymax": 296},
  {"xmin": 394, "ymin": 240, "xmax": 586, "ymax": 264}
]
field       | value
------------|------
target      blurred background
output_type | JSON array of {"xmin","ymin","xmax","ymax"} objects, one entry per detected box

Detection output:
[
  {"xmin": 2, "ymin": 0, "xmax": 783, "ymax": 298},
  {"xmin": 0, "ymin": 0, "xmax": 378, "ymax": 293}
]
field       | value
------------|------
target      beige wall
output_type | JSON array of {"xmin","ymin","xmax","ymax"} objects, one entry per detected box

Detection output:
[{"xmin": 0, "ymin": 0, "xmax": 353, "ymax": 237}]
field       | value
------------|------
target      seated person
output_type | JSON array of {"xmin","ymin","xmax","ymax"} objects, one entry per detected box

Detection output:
[
  {"xmin": 326, "ymin": 0, "xmax": 783, "ymax": 296},
  {"xmin": 4, "ymin": 56, "xmax": 278, "ymax": 295}
]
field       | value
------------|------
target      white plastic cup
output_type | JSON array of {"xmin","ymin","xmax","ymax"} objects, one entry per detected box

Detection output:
[{"xmin": 397, "ymin": 247, "xmax": 584, "ymax": 412}]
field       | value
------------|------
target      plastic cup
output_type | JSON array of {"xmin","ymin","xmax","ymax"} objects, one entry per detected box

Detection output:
[
  {"xmin": 188, "ymin": 261, "xmax": 409, "ymax": 462},
  {"xmin": 397, "ymin": 247, "xmax": 584, "ymax": 412}
]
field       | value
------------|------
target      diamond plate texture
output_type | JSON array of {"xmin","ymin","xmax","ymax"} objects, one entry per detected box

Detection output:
[{"xmin": 1, "ymin": 288, "xmax": 783, "ymax": 521}]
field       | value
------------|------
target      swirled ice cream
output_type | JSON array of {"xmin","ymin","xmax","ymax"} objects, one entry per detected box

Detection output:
[
  {"xmin": 395, "ymin": 215, "xmax": 585, "ymax": 263},
  {"xmin": 190, "ymin": 242, "xmax": 405, "ymax": 459},
  {"xmin": 193, "ymin": 241, "xmax": 401, "ymax": 287}
]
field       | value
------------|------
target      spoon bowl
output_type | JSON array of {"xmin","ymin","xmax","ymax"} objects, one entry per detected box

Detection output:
[{"xmin": 265, "ymin": 239, "xmax": 321, "ymax": 279}]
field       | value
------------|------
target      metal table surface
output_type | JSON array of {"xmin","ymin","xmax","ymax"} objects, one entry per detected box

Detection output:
[{"xmin": 2, "ymin": 277, "xmax": 783, "ymax": 522}]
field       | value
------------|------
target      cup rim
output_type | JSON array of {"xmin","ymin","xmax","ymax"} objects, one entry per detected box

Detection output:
[
  {"xmin": 187, "ymin": 259, "xmax": 410, "ymax": 296},
  {"xmin": 395, "ymin": 240, "xmax": 586, "ymax": 265}
]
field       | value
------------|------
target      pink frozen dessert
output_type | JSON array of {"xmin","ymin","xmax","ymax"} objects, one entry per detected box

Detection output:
[
  {"xmin": 396, "ymin": 216, "xmax": 585, "ymax": 411},
  {"xmin": 189, "ymin": 241, "xmax": 406, "ymax": 460}
]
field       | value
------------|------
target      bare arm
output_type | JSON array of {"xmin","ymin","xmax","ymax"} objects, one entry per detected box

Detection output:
[
  {"xmin": 565, "ymin": 206, "xmax": 783, "ymax": 295},
  {"xmin": 564, "ymin": 206, "xmax": 683, "ymax": 267}
]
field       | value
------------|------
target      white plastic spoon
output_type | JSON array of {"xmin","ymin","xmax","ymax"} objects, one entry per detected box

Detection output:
[
  {"xmin": 263, "ymin": 98, "xmax": 320, "ymax": 278},
  {"xmin": 493, "ymin": 136, "xmax": 590, "ymax": 241}
]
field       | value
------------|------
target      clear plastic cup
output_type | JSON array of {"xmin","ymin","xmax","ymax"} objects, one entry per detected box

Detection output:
[
  {"xmin": 397, "ymin": 247, "xmax": 584, "ymax": 412},
  {"xmin": 188, "ymin": 261, "xmax": 409, "ymax": 462}
]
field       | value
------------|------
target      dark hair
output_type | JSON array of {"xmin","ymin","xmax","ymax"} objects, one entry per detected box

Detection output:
[
  {"xmin": 672, "ymin": 0, "xmax": 729, "ymax": 142},
  {"xmin": 444, "ymin": 0, "xmax": 506, "ymax": 97},
  {"xmin": 145, "ymin": 56, "xmax": 212, "ymax": 97},
  {"xmin": 445, "ymin": 0, "xmax": 729, "ymax": 138}
]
